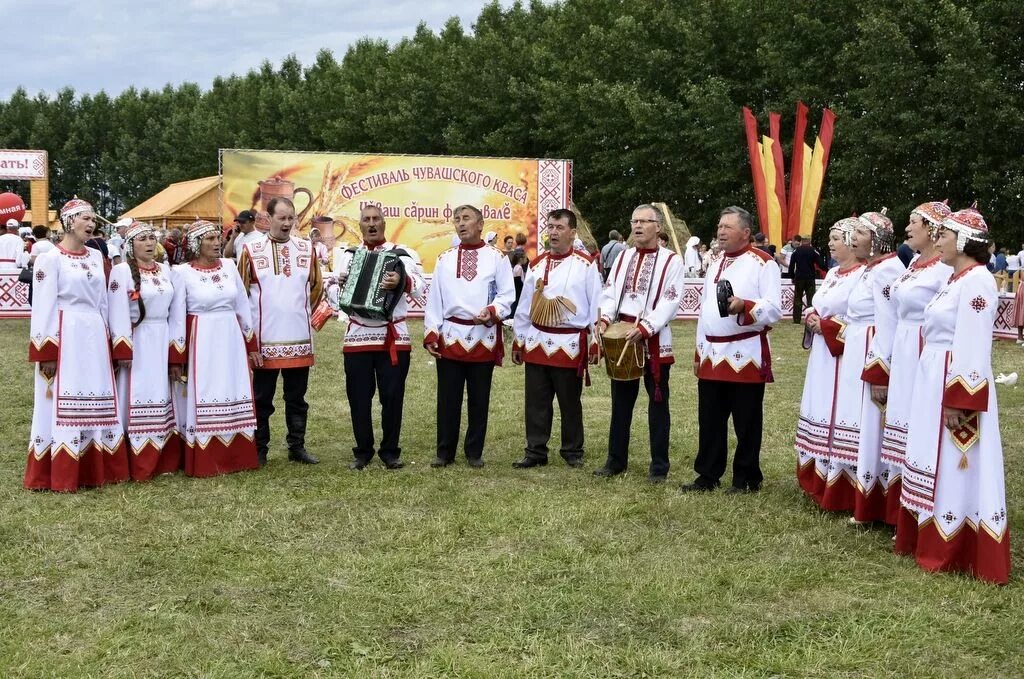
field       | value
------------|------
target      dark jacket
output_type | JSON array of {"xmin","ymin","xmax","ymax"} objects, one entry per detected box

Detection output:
[{"xmin": 788, "ymin": 244, "xmax": 823, "ymax": 280}]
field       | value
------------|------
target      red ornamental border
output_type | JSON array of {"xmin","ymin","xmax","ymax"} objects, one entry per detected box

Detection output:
[{"xmin": 3, "ymin": 271, "xmax": 1021, "ymax": 342}]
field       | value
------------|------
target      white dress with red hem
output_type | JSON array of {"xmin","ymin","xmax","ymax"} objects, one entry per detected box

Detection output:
[
  {"xmin": 898, "ymin": 265, "xmax": 1010, "ymax": 584},
  {"xmin": 170, "ymin": 258, "xmax": 259, "ymax": 477},
  {"xmin": 24, "ymin": 245, "xmax": 129, "ymax": 491}
]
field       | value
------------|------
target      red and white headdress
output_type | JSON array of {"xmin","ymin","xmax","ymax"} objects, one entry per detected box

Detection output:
[
  {"xmin": 829, "ymin": 217, "xmax": 861, "ymax": 247},
  {"xmin": 942, "ymin": 205, "xmax": 989, "ymax": 252},
  {"xmin": 858, "ymin": 209, "xmax": 895, "ymax": 255},
  {"xmin": 123, "ymin": 221, "xmax": 155, "ymax": 259},
  {"xmin": 911, "ymin": 200, "xmax": 951, "ymax": 228},
  {"xmin": 59, "ymin": 197, "xmax": 94, "ymax": 227},
  {"xmin": 184, "ymin": 220, "xmax": 219, "ymax": 258}
]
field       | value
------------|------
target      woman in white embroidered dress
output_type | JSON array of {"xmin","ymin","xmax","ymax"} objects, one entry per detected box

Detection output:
[
  {"xmin": 795, "ymin": 219, "xmax": 865, "ymax": 504},
  {"xmin": 882, "ymin": 202, "xmax": 953, "ymax": 542},
  {"xmin": 898, "ymin": 207, "xmax": 1010, "ymax": 584},
  {"xmin": 851, "ymin": 211, "xmax": 907, "ymax": 524},
  {"xmin": 170, "ymin": 221, "xmax": 259, "ymax": 477},
  {"xmin": 107, "ymin": 222, "xmax": 185, "ymax": 481},
  {"xmin": 25, "ymin": 198, "xmax": 129, "ymax": 491}
]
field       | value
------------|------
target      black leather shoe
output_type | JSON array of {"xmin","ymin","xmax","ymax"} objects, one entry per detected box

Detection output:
[
  {"xmin": 349, "ymin": 459, "xmax": 371, "ymax": 470},
  {"xmin": 512, "ymin": 457, "xmax": 546, "ymax": 469},
  {"xmin": 725, "ymin": 483, "xmax": 761, "ymax": 494},
  {"xmin": 593, "ymin": 466, "xmax": 624, "ymax": 478},
  {"xmin": 648, "ymin": 474, "xmax": 667, "ymax": 484},
  {"xmin": 257, "ymin": 451, "xmax": 268, "ymax": 467},
  {"xmin": 430, "ymin": 457, "xmax": 452, "ymax": 468},
  {"xmin": 564, "ymin": 458, "xmax": 584, "ymax": 468},
  {"xmin": 288, "ymin": 449, "xmax": 319, "ymax": 465},
  {"xmin": 383, "ymin": 460, "xmax": 404, "ymax": 470},
  {"xmin": 466, "ymin": 457, "xmax": 485, "ymax": 468},
  {"xmin": 679, "ymin": 481, "xmax": 716, "ymax": 493}
]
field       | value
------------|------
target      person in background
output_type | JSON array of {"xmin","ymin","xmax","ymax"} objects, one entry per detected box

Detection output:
[
  {"xmin": 992, "ymin": 247, "xmax": 1009, "ymax": 291},
  {"xmin": 1006, "ymin": 248, "xmax": 1020, "ymax": 292},
  {"xmin": 108, "ymin": 219, "xmax": 129, "ymax": 254},
  {"xmin": 600, "ymin": 229, "xmax": 626, "ymax": 282},
  {"xmin": 29, "ymin": 225, "xmax": 53, "ymax": 264},
  {"xmin": 510, "ymin": 250, "xmax": 528, "ymax": 318},
  {"xmin": 0, "ymin": 219, "xmax": 24, "ymax": 270},
  {"xmin": 309, "ymin": 227, "xmax": 329, "ymax": 266},
  {"xmin": 778, "ymin": 236, "xmax": 797, "ymax": 279},
  {"xmin": 503, "ymin": 235, "xmax": 515, "ymax": 256},
  {"xmin": 163, "ymin": 228, "xmax": 183, "ymax": 266},
  {"xmin": 223, "ymin": 210, "xmax": 259, "ymax": 259},
  {"xmin": 787, "ymin": 235, "xmax": 822, "ymax": 324},
  {"xmin": 753, "ymin": 232, "xmax": 776, "ymax": 258}
]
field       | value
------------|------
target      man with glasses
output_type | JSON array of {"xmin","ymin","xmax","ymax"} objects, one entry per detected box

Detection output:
[{"xmin": 594, "ymin": 204, "xmax": 685, "ymax": 483}]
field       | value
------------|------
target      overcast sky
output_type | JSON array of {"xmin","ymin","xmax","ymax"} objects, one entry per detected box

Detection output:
[{"xmin": 2, "ymin": 0, "xmax": 503, "ymax": 99}]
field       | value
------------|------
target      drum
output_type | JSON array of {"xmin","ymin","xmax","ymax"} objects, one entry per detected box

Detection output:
[{"xmin": 601, "ymin": 321, "xmax": 645, "ymax": 381}]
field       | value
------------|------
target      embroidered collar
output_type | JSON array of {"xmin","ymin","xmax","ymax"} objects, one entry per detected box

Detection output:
[
  {"xmin": 836, "ymin": 262, "xmax": 864, "ymax": 276},
  {"xmin": 724, "ymin": 243, "xmax": 752, "ymax": 257},
  {"xmin": 459, "ymin": 240, "xmax": 484, "ymax": 250},
  {"xmin": 268, "ymin": 235, "xmax": 290, "ymax": 244},
  {"xmin": 548, "ymin": 250, "xmax": 573, "ymax": 260},
  {"xmin": 865, "ymin": 252, "xmax": 898, "ymax": 270},
  {"xmin": 190, "ymin": 260, "xmax": 222, "ymax": 272},
  {"xmin": 635, "ymin": 246, "xmax": 658, "ymax": 254},
  {"xmin": 137, "ymin": 262, "xmax": 159, "ymax": 273},
  {"xmin": 363, "ymin": 240, "xmax": 387, "ymax": 251},
  {"xmin": 910, "ymin": 254, "xmax": 940, "ymax": 271},
  {"xmin": 57, "ymin": 244, "xmax": 88, "ymax": 256},
  {"xmin": 948, "ymin": 262, "xmax": 982, "ymax": 284}
]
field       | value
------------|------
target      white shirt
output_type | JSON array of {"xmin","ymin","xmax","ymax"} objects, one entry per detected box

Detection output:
[
  {"xmin": 0, "ymin": 232, "xmax": 23, "ymax": 269},
  {"xmin": 232, "ymin": 230, "xmax": 263, "ymax": 258},
  {"xmin": 1007, "ymin": 254, "xmax": 1020, "ymax": 271}
]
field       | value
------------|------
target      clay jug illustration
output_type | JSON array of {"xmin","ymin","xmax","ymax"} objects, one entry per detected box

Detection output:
[{"xmin": 255, "ymin": 176, "xmax": 313, "ymax": 231}]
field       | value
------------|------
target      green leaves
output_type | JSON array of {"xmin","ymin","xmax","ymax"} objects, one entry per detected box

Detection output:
[{"xmin": 1, "ymin": 0, "xmax": 1020, "ymax": 245}]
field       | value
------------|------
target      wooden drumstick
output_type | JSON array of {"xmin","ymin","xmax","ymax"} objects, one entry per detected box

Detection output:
[{"xmin": 615, "ymin": 316, "xmax": 643, "ymax": 367}]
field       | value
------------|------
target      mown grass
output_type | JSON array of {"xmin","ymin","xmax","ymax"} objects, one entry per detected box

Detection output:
[{"xmin": 0, "ymin": 318, "xmax": 1021, "ymax": 678}]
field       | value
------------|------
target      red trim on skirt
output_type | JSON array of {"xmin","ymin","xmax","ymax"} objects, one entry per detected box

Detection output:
[
  {"xmin": 128, "ymin": 432, "xmax": 183, "ymax": 481},
  {"xmin": 24, "ymin": 439, "xmax": 129, "ymax": 492},
  {"xmin": 184, "ymin": 433, "xmax": 259, "ymax": 478}
]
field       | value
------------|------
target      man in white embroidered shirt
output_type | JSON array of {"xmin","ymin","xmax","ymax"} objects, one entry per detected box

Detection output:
[
  {"xmin": 331, "ymin": 205, "xmax": 426, "ymax": 470},
  {"xmin": 681, "ymin": 206, "xmax": 782, "ymax": 493},
  {"xmin": 238, "ymin": 197, "xmax": 323, "ymax": 466},
  {"xmin": 424, "ymin": 205, "xmax": 515, "ymax": 468}
]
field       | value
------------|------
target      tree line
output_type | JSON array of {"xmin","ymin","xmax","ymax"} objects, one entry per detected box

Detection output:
[{"xmin": 1, "ymin": 0, "xmax": 1021, "ymax": 245}]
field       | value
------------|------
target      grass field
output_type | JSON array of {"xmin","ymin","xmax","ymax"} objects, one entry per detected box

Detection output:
[{"xmin": 1, "ymin": 317, "xmax": 1022, "ymax": 678}]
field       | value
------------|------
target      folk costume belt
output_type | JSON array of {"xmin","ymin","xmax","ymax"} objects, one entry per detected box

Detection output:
[
  {"xmin": 531, "ymin": 323, "xmax": 592, "ymax": 385},
  {"xmin": 445, "ymin": 315, "xmax": 504, "ymax": 365},
  {"xmin": 350, "ymin": 316, "xmax": 407, "ymax": 366},
  {"xmin": 705, "ymin": 328, "xmax": 774, "ymax": 383}
]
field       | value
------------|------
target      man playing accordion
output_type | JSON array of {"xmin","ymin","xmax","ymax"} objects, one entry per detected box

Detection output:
[{"xmin": 329, "ymin": 205, "xmax": 426, "ymax": 470}]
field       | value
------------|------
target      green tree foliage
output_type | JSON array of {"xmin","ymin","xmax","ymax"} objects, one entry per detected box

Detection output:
[{"xmin": 1, "ymin": 0, "xmax": 1020, "ymax": 244}]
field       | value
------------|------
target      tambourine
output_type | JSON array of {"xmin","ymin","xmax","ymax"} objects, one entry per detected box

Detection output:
[{"xmin": 716, "ymin": 279, "xmax": 734, "ymax": 317}]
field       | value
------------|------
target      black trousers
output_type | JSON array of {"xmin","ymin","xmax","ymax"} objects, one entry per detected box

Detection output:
[
  {"xmin": 604, "ymin": 363, "xmax": 671, "ymax": 476},
  {"xmin": 793, "ymin": 278, "xmax": 816, "ymax": 323},
  {"xmin": 694, "ymin": 379, "xmax": 766, "ymax": 489},
  {"xmin": 524, "ymin": 362, "xmax": 584, "ymax": 463},
  {"xmin": 253, "ymin": 366, "xmax": 310, "ymax": 456},
  {"xmin": 436, "ymin": 357, "xmax": 494, "ymax": 461},
  {"xmin": 344, "ymin": 351, "xmax": 411, "ymax": 463}
]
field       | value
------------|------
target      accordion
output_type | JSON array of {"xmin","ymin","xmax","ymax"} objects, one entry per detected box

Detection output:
[{"xmin": 338, "ymin": 248, "xmax": 408, "ymax": 321}]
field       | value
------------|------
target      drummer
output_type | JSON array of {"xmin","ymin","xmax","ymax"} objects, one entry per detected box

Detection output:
[
  {"xmin": 681, "ymin": 206, "xmax": 782, "ymax": 493},
  {"xmin": 510, "ymin": 209, "xmax": 602, "ymax": 469},
  {"xmin": 595, "ymin": 204, "xmax": 686, "ymax": 482}
]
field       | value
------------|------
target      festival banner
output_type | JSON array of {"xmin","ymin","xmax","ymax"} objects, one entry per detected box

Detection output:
[{"xmin": 220, "ymin": 149, "xmax": 572, "ymax": 273}]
